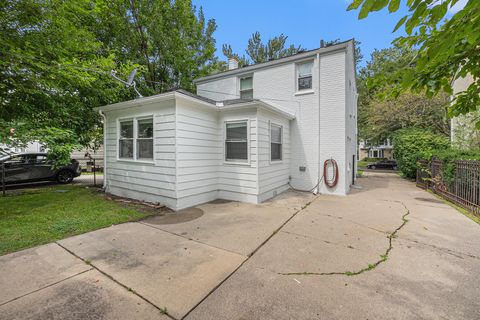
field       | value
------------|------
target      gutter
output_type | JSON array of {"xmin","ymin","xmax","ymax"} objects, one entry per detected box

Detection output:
[{"xmin": 98, "ymin": 110, "xmax": 107, "ymax": 189}]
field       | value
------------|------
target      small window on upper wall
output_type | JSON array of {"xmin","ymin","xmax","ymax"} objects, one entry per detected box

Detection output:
[
  {"xmin": 297, "ymin": 61, "xmax": 313, "ymax": 91},
  {"xmin": 240, "ymin": 76, "xmax": 253, "ymax": 99},
  {"xmin": 270, "ymin": 123, "xmax": 283, "ymax": 161}
]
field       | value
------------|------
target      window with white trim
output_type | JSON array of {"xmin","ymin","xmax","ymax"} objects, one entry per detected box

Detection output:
[
  {"xmin": 119, "ymin": 120, "xmax": 134, "ymax": 159},
  {"xmin": 118, "ymin": 117, "xmax": 153, "ymax": 160},
  {"xmin": 239, "ymin": 76, "xmax": 253, "ymax": 99},
  {"xmin": 297, "ymin": 61, "xmax": 313, "ymax": 91},
  {"xmin": 136, "ymin": 118, "xmax": 153, "ymax": 159},
  {"xmin": 225, "ymin": 121, "xmax": 248, "ymax": 161},
  {"xmin": 270, "ymin": 123, "xmax": 282, "ymax": 161}
]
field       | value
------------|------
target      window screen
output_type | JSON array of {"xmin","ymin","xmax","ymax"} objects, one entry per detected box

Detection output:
[
  {"xmin": 240, "ymin": 77, "xmax": 253, "ymax": 99},
  {"xmin": 119, "ymin": 120, "xmax": 134, "ymax": 158},
  {"xmin": 137, "ymin": 118, "xmax": 153, "ymax": 159},
  {"xmin": 270, "ymin": 124, "xmax": 282, "ymax": 161},
  {"xmin": 225, "ymin": 121, "xmax": 248, "ymax": 161},
  {"xmin": 297, "ymin": 61, "xmax": 313, "ymax": 91}
]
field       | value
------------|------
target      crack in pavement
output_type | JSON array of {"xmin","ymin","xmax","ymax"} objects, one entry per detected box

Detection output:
[{"xmin": 278, "ymin": 200, "xmax": 410, "ymax": 277}]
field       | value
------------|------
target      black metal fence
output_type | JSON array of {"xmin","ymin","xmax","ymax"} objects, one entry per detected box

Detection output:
[{"xmin": 416, "ymin": 158, "xmax": 480, "ymax": 215}]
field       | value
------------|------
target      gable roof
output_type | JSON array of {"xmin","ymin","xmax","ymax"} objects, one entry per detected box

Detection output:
[{"xmin": 194, "ymin": 40, "xmax": 352, "ymax": 84}]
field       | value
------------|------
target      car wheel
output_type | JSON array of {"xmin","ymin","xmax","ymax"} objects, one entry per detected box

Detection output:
[
  {"xmin": 57, "ymin": 170, "xmax": 74, "ymax": 184},
  {"xmin": 370, "ymin": 165, "xmax": 376, "ymax": 170},
  {"xmin": 393, "ymin": 166, "xmax": 398, "ymax": 170}
]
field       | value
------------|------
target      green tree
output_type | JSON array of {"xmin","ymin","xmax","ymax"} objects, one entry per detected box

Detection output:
[
  {"xmin": 357, "ymin": 43, "xmax": 449, "ymax": 143},
  {"xmin": 222, "ymin": 32, "xmax": 303, "ymax": 67},
  {"xmin": 98, "ymin": 0, "xmax": 221, "ymax": 94},
  {"xmin": 348, "ymin": 0, "xmax": 480, "ymax": 126},
  {"xmin": 0, "ymin": 0, "xmax": 132, "ymax": 163},
  {"xmin": 0, "ymin": 0, "xmax": 220, "ymax": 164}
]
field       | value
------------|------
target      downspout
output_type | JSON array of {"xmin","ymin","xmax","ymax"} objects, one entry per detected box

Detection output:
[
  {"xmin": 316, "ymin": 52, "xmax": 322, "ymax": 194},
  {"xmin": 98, "ymin": 110, "xmax": 107, "ymax": 189}
]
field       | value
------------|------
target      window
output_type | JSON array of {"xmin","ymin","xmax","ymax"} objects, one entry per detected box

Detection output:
[
  {"xmin": 118, "ymin": 117, "xmax": 154, "ymax": 161},
  {"xmin": 225, "ymin": 121, "xmax": 248, "ymax": 161},
  {"xmin": 240, "ymin": 76, "xmax": 253, "ymax": 99},
  {"xmin": 270, "ymin": 124, "xmax": 282, "ymax": 161},
  {"xmin": 297, "ymin": 61, "xmax": 313, "ymax": 91},
  {"xmin": 119, "ymin": 120, "xmax": 134, "ymax": 159},
  {"xmin": 137, "ymin": 118, "xmax": 153, "ymax": 159}
]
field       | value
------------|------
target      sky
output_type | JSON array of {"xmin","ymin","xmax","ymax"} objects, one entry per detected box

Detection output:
[{"xmin": 192, "ymin": 0, "xmax": 465, "ymax": 68}]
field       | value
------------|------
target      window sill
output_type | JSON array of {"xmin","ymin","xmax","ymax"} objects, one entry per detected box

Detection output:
[
  {"xmin": 116, "ymin": 158, "xmax": 155, "ymax": 165},
  {"xmin": 270, "ymin": 160, "xmax": 283, "ymax": 165},
  {"xmin": 223, "ymin": 160, "xmax": 251, "ymax": 166},
  {"xmin": 294, "ymin": 90, "xmax": 315, "ymax": 96}
]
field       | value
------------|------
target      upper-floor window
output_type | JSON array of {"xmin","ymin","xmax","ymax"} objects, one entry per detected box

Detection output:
[
  {"xmin": 270, "ymin": 123, "xmax": 283, "ymax": 161},
  {"xmin": 297, "ymin": 61, "xmax": 313, "ymax": 91},
  {"xmin": 225, "ymin": 120, "xmax": 248, "ymax": 162},
  {"xmin": 119, "ymin": 117, "xmax": 153, "ymax": 161},
  {"xmin": 240, "ymin": 76, "xmax": 253, "ymax": 99}
]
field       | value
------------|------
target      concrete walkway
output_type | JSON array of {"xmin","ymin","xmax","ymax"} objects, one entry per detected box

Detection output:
[{"xmin": 1, "ymin": 173, "xmax": 479, "ymax": 319}]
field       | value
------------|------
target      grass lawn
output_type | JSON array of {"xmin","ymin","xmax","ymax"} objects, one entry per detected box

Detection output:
[
  {"xmin": 358, "ymin": 160, "xmax": 375, "ymax": 169},
  {"xmin": 0, "ymin": 185, "xmax": 157, "ymax": 256}
]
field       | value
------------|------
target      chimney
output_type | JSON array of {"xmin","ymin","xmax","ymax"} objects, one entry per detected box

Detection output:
[
  {"xmin": 320, "ymin": 40, "xmax": 325, "ymax": 48},
  {"xmin": 228, "ymin": 57, "xmax": 239, "ymax": 70}
]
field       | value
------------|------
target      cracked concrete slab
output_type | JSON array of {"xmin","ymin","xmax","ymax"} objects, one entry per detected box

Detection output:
[
  {"xmin": 0, "ymin": 269, "xmax": 169, "ymax": 320},
  {"xmin": 142, "ymin": 199, "xmax": 299, "ymax": 256},
  {"xmin": 248, "ymin": 230, "xmax": 383, "ymax": 274},
  {"xmin": 186, "ymin": 237, "xmax": 480, "ymax": 320},
  {"xmin": 186, "ymin": 173, "xmax": 480, "ymax": 319},
  {"xmin": 58, "ymin": 222, "xmax": 245, "ymax": 319},
  {"xmin": 0, "ymin": 243, "xmax": 91, "ymax": 305}
]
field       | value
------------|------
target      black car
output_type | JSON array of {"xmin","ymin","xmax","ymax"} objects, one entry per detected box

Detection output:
[
  {"xmin": 366, "ymin": 160, "xmax": 398, "ymax": 170},
  {"xmin": 0, "ymin": 153, "xmax": 81, "ymax": 184}
]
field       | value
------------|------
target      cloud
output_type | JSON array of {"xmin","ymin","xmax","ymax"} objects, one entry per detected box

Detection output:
[{"xmin": 449, "ymin": 0, "xmax": 468, "ymax": 13}]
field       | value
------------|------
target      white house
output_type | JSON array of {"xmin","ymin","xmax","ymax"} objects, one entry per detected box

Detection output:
[{"xmin": 96, "ymin": 40, "xmax": 357, "ymax": 210}]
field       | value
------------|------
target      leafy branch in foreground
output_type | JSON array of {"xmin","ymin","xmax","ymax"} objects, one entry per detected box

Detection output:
[{"xmin": 348, "ymin": 0, "xmax": 480, "ymax": 126}]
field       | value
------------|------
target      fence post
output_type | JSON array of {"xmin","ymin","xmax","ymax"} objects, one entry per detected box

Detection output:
[
  {"xmin": 2, "ymin": 162, "xmax": 5, "ymax": 197},
  {"xmin": 93, "ymin": 157, "xmax": 96, "ymax": 187}
]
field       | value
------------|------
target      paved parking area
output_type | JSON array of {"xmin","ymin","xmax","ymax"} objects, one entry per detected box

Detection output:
[{"xmin": 1, "ymin": 172, "xmax": 479, "ymax": 320}]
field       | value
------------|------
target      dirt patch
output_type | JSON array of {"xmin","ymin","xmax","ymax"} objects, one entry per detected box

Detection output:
[{"xmin": 143, "ymin": 207, "xmax": 204, "ymax": 225}]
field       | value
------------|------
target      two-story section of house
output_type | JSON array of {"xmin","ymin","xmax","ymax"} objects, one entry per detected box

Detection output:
[
  {"xmin": 96, "ymin": 40, "xmax": 357, "ymax": 210},
  {"xmin": 195, "ymin": 40, "xmax": 357, "ymax": 196}
]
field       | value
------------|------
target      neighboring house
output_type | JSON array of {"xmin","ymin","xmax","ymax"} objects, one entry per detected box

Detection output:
[
  {"xmin": 0, "ymin": 141, "xmax": 45, "ymax": 154},
  {"xmin": 450, "ymin": 74, "xmax": 480, "ymax": 149},
  {"xmin": 96, "ymin": 40, "xmax": 357, "ymax": 210},
  {"xmin": 358, "ymin": 139, "xmax": 394, "ymax": 160}
]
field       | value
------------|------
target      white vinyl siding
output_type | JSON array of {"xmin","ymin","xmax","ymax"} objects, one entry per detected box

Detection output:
[
  {"xmin": 104, "ymin": 101, "xmax": 177, "ymax": 209},
  {"xmin": 175, "ymin": 99, "xmax": 221, "ymax": 209},
  {"xmin": 257, "ymin": 110, "xmax": 290, "ymax": 202}
]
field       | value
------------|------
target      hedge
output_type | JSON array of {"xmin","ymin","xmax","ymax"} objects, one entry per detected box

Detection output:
[{"xmin": 392, "ymin": 128, "xmax": 450, "ymax": 179}]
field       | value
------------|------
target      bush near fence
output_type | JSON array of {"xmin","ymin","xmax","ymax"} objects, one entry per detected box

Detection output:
[{"xmin": 416, "ymin": 152, "xmax": 480, "ymax": 216}]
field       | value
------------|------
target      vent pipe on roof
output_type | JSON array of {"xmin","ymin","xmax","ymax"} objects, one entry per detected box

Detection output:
[
  {"xmin": 228, "ymin": 57, "xmax": 239, "ymax": 70},
  {"xmin": 320, "ymin": 40, "xmax": 325, "ymax": 48}
]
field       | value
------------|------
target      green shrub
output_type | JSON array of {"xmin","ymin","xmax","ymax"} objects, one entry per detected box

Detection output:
[{"xmin": 393, "ymin": 128, "xmax": 449, "ymax": 179}]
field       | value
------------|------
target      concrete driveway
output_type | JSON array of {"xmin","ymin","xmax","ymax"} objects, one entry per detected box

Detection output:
[{"xmin": 1, "ymin": 172, "xmax": 479, "ymax": 319}]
